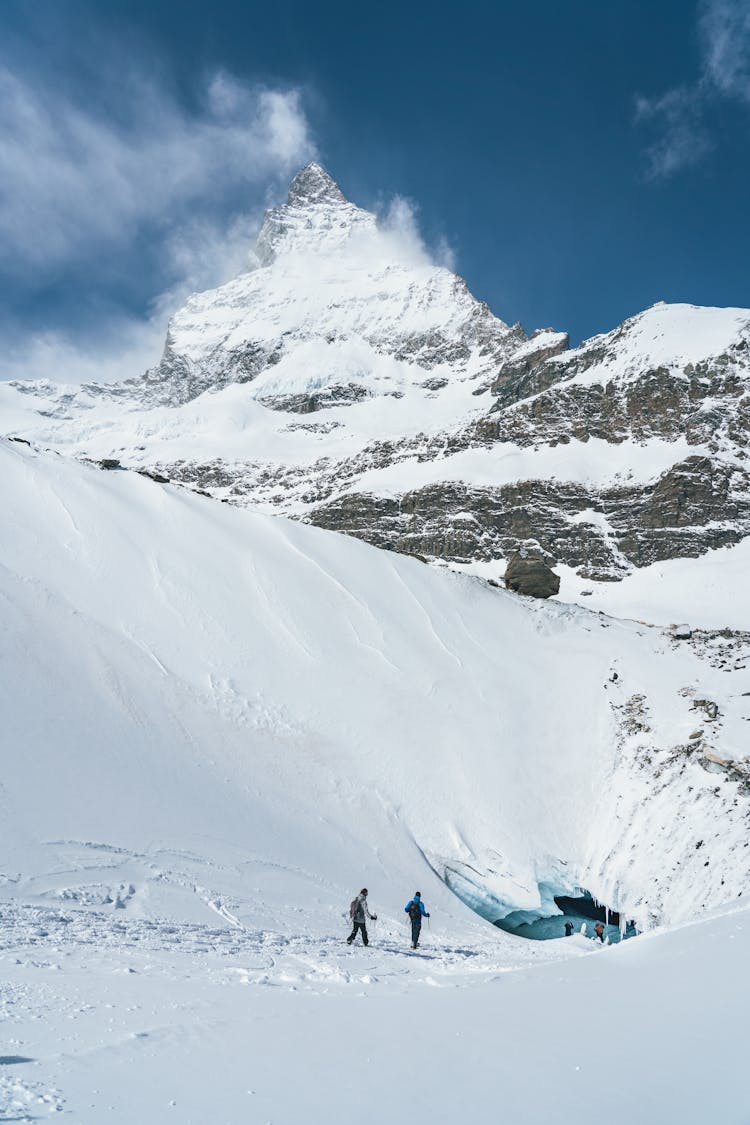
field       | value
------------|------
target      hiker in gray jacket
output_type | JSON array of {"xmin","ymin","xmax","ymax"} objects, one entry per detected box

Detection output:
[{"xmin": 347, "ymin": 888, "xmax": 377, "ymax": 946}]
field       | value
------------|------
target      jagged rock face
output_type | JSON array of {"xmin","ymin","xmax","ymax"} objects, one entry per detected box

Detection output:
[
  {"xmin": 305, "ymin": 454, "xmax": 750, "ymax": 580},
  {"xmin": 479, "ymin": 363, "xmax": 750, "ymax": 450},
  {"xmin": 3, "ymin": 165, "xmax": 750, "ymax": 596},
  {"xmin": 504, "ymin": 552, "xmax": 561, "ymax": 598}
]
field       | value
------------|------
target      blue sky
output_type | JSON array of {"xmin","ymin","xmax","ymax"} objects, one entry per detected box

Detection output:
[{"xmin": 1, "ymin": 0, "xmax": 749, "ymax": 381}]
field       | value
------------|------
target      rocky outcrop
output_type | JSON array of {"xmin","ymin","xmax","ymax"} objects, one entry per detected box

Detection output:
[
  {"xmin": 306, "ymin": 456, "xmax": 750, "ymax": 580},
  {"xmin": 259, "ymin": 383, "xmax": 373, "ymax": 414},
  {"xmin": 488, "ymin": 328, "xmax": 570, "ymax": 401},
  {"xmin": 476, "ymin": 364, "xmax": 750, "ymax": 452},
  {"xmin": 504, "ymin": 552, "xmax": 560, "ymax": 598}
]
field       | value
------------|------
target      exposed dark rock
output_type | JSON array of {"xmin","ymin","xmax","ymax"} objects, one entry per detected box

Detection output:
[
  {"xmin": 261, "ymin": 383, "xmax": 372, "ymax": 414},
  {"xmin": 98, "ymin": 459, "xmax": 122, "ymax": 470},
  {"xmin": 504, "ymin": 551, "xmax": 560, "ymax": 598},
  {"xmin": 286, "ymin": 162, "xmax": 347, "ymax": 207},
  {"xmin": 137, "ymin": 469, "xmax": 170, "ymax": 484},
  {"xmin": 477, "ymin": 363, "xmax": 750, "ymax": 454},
  {"xmin": 693, "ymin": 699, "xmax": 720, "ymax": 721},
  {"xmin": 671, "ymin": 625, "xmax": 693, "ymax": 640},
  {"xmin": 303, "ymin": 452, "xmax": 750, "ymax": 580},
  {"xmin": 490, "ymin": 331, "xmax": 570, "ymax": 403}
]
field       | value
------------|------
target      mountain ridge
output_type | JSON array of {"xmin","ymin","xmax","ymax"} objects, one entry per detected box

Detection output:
[{"xmin": 3, "ymin": 163, "xmax": 749, "ymax": 606}]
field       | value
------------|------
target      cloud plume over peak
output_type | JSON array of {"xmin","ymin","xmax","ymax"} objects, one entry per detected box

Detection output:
[
  {"xmin": 0, "ymin": 58, "xmax": 317, "ymax": 383},
  {"xmin": 0, "ymin": 65, "xmax": 316, "ymax": 275},
  {"xmin": 377, "ymin": 195, "xmax": 457, "ymax": 272}
]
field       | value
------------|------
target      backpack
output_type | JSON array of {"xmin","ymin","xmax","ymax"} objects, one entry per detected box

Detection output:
[
  {"xmin": 350, "ymin": 897, "xmax": 360, "ymax": 921},
  {"xmin": 408, "ymin": 899, "xmax": 422, "ymax": 921}
]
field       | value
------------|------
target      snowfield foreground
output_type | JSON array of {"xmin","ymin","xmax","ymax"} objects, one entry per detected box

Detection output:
[
  {"xmin": 3, "ymin": 901, "xmax": 749, "ymax": 1124},
  {"xmin": 1, "ymin": 437, "xmax": 749, "ymax": 1123}
]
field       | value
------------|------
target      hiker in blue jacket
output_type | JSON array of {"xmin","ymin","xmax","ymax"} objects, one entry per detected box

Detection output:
[{"xmin": 405, "ymin": 891, "xmax": 430, "ymax": 949}]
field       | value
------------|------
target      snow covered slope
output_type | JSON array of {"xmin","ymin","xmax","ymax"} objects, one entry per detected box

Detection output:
[
  {"xmin": 3, "ymin": 438, "xmax": 750, "ymax": 1122},
  {"xmin": 3, "ymin": 437, "xmax": 749, "ymax": 934}
]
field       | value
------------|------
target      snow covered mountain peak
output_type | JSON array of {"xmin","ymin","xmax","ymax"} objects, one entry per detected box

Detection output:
[
  {"xmin": 286, "ymin": 161, "xmax": 347, "ymax": 206},
  {"xmin": 92, "ymin": 162, "xmax": 526, "ymax": 411},
  {"xmin": 255, "ymin": 161, "xmax": 375, "ymax": 265}
]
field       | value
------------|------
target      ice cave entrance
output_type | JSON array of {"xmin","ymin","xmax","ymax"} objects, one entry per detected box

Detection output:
[{"xmin": 494, "ymin": 890, "xmax": 638, "ymax": 943}]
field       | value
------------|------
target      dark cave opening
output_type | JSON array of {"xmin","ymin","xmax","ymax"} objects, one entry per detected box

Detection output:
[{"xmin": 494, "ymin": 890, "xmax": 638, "ymax": 943}]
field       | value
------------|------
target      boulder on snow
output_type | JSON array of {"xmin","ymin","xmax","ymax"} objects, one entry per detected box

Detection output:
[
  {"xmin": 670, "ymin": 624, "xmax": 693, "ymax": 640},
  {"xmin": 504, "ymin": 551, "xmax": 560, "ymax": 599},
  {"xmin": 692, "ymin": 698, "xmax": 720, "ymax": 721}
]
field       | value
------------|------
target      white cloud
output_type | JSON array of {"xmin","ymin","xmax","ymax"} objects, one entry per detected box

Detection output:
[
  {"xmin": 0, "ymin": 55, "xmax": 458, "ymax": 387},
  {"xmin": 700, "ymin": 0, "xmax": 750, "ymax": 102},
  {"xmin": 0, "ymin": 62, "xmax": 317, "ymax": 382},
  {"xmin": 635, "ymin": 0, "xmax": 750, "ymax": 179},
  {"xmin": 2, "ymin": 321, "xmax": 166, "ymax": 386},
  {"xmin": 261, "ymin": 89, "xmax": 316, "ymax": 164},
  {"xmin": 378, "ymin": 195, "xmax": 457, "ymax": 271},
  {"xmin": 0, "ymin": 66, "xmax": 315, "ymax": 272},
  {"xmin": 0, "ymin": 210, "xmax": 271, "ymax": 385},
  {"xmin": 634, "ymin": 87, "xmax": 712, "ymax": 180}
]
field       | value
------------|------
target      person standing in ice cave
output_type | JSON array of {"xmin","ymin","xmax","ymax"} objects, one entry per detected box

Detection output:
[
  {"xmin": 347, "ymin": 888, "xmax": 377, "ymax": 946},
  {"xmin": 405, "ymin": 892, "xmax": 430, "ymax": 949}
]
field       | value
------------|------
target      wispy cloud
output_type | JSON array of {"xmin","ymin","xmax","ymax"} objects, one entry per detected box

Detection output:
[
  {"xmin": 700, "ymin": 0, "xmax": 750, "ymax": 102},
  {"xmin": 2, "ymin": 321, "xmax": 168, "ymax": 387},
  {"xmin": 0, "ymin": 213, "xmax": 266, "ymax": 387},
  {"xmin": 0, "ymin": 59, "xmax": 316, "ymax": 381},
  {"xmin": 0, "ymin": 47, "xmax": 457, "ymax": 386},
  {"xmin": 635, "ymin": 0, "xmax": 750, "ymax": 179},
  {"xmin": 634, "ymin": 86, "xmax": 712, "ymax": 180},
  {"xmin": 377, "ymin": 195, "xmax": 457, "ymax": 271},
  {"xmin": 0, "ymin": 67, "xmax": 315, "ymax": 272}
]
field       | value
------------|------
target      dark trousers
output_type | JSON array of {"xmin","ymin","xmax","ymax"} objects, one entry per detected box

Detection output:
[
  {"xmin": 348, "ymin": 921, "xmax": 368, "ymax": 945},
  {"xmin": 411, "ymin": 917, "xmax": 422, "ymax": 947}
]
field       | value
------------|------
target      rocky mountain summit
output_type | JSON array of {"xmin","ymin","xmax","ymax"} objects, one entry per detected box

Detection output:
[{"xmin": 3, "ymin": 163, "xmax": 750, "ymax": 601}]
